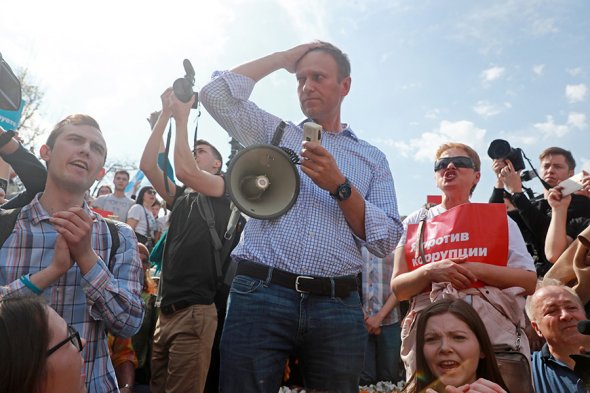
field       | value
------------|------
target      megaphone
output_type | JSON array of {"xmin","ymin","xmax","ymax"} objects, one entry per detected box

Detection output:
[{"xmin": 226, "ymin": 144, "xmax": 300, "ymax": 220}]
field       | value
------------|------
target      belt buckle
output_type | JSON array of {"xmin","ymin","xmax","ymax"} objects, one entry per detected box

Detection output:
[{"xmin": 295, "ymin": 275, "xmax": 314, "ymax": 293}]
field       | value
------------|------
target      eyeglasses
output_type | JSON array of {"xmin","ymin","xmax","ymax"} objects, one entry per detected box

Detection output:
[
  {"xmin": 47, "ymin": 325, "xmax": 83, "ymax": 357},
  {"xmin": 145, "ymin": 189, "xmax": 156, "ymax": 195},
  {"xmin": 434, "ymin": 156, "xmax": 475, "ymax": 172}
]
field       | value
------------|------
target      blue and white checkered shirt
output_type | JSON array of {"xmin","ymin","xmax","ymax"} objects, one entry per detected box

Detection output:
[
  {"xmin": 361, "ymin": 247, "xmax": 400, "ymax": 326},
  {"xmin": 201, "ymin": 71, "xmax": 403, "ymax": 276},
  {"xmin": 0, "ymin": 195, "xmax": 144, "ymax": 393}
]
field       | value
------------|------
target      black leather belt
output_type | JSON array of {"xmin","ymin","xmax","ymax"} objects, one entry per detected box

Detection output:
[
  {"xmin": 236, "ymin": 260, "xmax": 358, "ymax": 298},
  {"xmin": 160, "ymin": 300, "xmax": 194, "ymax": 316}
]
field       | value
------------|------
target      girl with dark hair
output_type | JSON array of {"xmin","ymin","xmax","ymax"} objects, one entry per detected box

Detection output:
[
  {"xmin": 406, "ymin": 299, "xmax": 508, "ymax": 393},
  {"xmin": 127, "ymin": 186, "xmax": 159, "ymax": 249},
  {"xmin": 0, "ymin": 296, "xmax": 86, "ymax": 393}
]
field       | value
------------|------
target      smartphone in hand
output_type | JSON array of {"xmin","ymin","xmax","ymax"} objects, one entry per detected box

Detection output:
[
  {"xmin": 303, "ymin": 122, "xmax": 322, "ymax": 144},
  {"xmin": 557, "ymin": 172, "xmax": 584, "ymax": 196}
]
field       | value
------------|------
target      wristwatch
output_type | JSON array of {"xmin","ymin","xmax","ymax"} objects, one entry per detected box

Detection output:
[{"xmin": 330, "ymin": 177, "xmax": 352, "ymax": 201}]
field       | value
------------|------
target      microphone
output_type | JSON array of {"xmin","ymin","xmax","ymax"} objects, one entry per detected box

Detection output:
[
  {"xmin": 183, "ymin": 59, "xmax": 196, "ymax": 81},
  {"xmin": 578, "ymin": 320, "xmax": 590, "ymax": 335}
]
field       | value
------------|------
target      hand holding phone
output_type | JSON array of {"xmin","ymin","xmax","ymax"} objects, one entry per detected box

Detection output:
[
  {"xmin": 557, "ymin": 172, "xmax": 584, "ymax": 196},
  {"xmin": 303, "ymin": 122, "xmax": 322, "ymax": 144}
]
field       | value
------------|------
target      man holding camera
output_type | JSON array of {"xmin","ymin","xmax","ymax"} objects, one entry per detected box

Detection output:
[
  {"xmin": 490, "ymin": 146, "xmax": 590, "ymax": 276},
  {"xmin": 200, "ymin": 42, "xmax": 402, "ymax": 392},
  {"xmin": 139, "ymin": 88, "xmax": 235, "ymax": 393}
]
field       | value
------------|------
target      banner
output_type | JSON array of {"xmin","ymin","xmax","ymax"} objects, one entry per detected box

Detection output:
[
  {"xmin": 0, "ymin": 99, "xmax": 25, "ymax": 131},
  {"xmin": 404, "ymin": 203, "xmax": 509, "ymax": 287}
]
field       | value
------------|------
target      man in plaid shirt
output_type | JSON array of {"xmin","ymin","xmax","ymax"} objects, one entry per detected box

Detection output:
[{"xmin": 0, "ymin": 114, "xmax": 144, "ymax": 393}]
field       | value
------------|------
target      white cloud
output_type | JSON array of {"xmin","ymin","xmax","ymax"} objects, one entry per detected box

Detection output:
[
  {"xmin": 565, "ymin": 83, "xmax": 587, "ymax": 103},
  {"xmin": 533, "ymin": 112, "xmax": 587, "ymax": 138},
  {"xmin": 473, "ymin": 100, "xmax": 510, "ymax": 118},
  {"xmin": 530, "ymin": 18, "xmax": 559, "ymax": 36},
  {"xmin": 532, "ymin": 64, "xmax": 545, "ymax": 76},
  {"xmin": 567, "ymin": 67, "xmax": 583, "ymax": 77},
  {"xmin": 390, "ymin": 120, "xmax": 486, "ymax": 162},
  {"xmin": 567, "ymin": 112, "xmax": 588, "ymax": 129},
  {"xmin": 481, "ymin": 66, "xmax": 505, "ymax": 82},
  {"xmin": 425, "ymin": 108, "xmax": 440, "ymax": 119},
  {"xmin": 581, "ymin": 158, "xmax": 590, "ymax": 172}
]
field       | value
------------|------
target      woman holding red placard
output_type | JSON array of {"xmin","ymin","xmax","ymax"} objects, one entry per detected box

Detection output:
[{"xmin": 391, "ymin": 142, "xmax": 537, "ymax": 385}]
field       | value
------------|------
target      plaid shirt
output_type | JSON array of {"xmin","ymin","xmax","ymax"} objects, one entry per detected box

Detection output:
[
  {"xmin": 361, "ymin": 247, "xmax": 400, "ymax": 326},
  {"xmin": 0, "ymin": 195, "xmax": 144, "ymax": 393},
  {"xmin": 200, "ymin": 71, "xmax": 403, "ymax": 276}
]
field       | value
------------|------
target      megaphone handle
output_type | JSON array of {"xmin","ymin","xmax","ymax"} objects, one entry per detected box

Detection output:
[
  {"xmin": 271, "ymin": 121, "xmax": 287, "ymax": 146},
  {"xmin": 224, "ymin": 203, "xmax": 241, "ymax": 240}
]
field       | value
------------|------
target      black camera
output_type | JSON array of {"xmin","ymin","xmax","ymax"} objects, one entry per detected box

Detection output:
[
  {"xmin": 0, "ymin": 52, "xmax": 22, "ymax": 111},
  {"xmin": 487, "ymin": 139, "xmax": 525, "ymax": 172},
  {"xmin": 172, "ymin": 59, "xmax": 198, "ymax": 109}
]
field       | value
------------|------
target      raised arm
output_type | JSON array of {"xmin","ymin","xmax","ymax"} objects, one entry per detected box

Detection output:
[
  {"xmin": 545, "ymin": 187, "xmax": 572, "ymax": 262},
  {"xmin": 167, "ymin": 89, "xmax": 225, "ymax": 197},
  {"xmin": 231, "ymin": 43, "xmax": 320, "ymax": 82},
  {"xmin": 0, "ymin": 132, "xmax": 47, "ymax": 209},
  {"xmin": 139, "ymin": 95, "xmax": 177, "ymax": 206}
]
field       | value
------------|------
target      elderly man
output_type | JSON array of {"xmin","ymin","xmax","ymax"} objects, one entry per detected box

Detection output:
[{"xmin": 526, "ymin": 280, "xmax": 590, "ymax": 393}]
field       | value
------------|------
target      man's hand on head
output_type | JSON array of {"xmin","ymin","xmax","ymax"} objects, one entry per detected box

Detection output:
[
  {"xmin": 300, "ymin": 141, "xmax": 345, "ymax": 193},
  {"xmin": 50, "ymin": 207, "xmax": 98, "ymax": 274},
  {"xmin": 281, "ymin": 42, "xmax": 323, "ymax": 73}
]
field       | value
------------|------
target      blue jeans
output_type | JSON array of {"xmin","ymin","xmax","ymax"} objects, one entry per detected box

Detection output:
[
  {"xmin": 360, "ymin": 322, "xmax": 401, "ymax": 385},
  {"xmin": 219, "ymin": 274, "xmax": 368, "ymax": 393}
]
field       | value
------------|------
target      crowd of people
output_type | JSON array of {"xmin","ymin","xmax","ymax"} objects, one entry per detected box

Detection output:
[{"xmin": 0, "ymin": 41, "xmax": 589, "ymax": 393}]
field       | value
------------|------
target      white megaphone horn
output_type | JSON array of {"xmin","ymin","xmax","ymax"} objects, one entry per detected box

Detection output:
[{"xmin": 226, "ymin": 144, "xmax": 300, "ymax": 220}]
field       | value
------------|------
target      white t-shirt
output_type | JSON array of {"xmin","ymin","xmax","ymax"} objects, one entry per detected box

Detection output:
[
  {"xmin": 397, "ymin": 204, "xmax": 535, "ymax": 271},
  {"xmin": 127, "ymin": 204, "xmax": 158, "ymax": 238},
  {"xmin": 92, "ymin": 194, "xmax": 135, "ymax": 222}
]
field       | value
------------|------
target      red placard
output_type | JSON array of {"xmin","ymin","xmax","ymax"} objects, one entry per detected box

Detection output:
[
  {"xmin": 91, "ymin": 208, "xmax": 115, "ymax": 218},
  {"xmin": 404, "ymin": 203, "xmax": 509, "ymax": 288}
]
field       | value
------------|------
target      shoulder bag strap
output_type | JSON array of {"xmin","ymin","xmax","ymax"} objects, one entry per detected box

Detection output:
[
  {"xmin": 196, "ymin": 194, "xmax": 224, "ymax": 280},
  {"xmin": 415, "ymin": 207, "xmax": 430, "ymax": 261}
]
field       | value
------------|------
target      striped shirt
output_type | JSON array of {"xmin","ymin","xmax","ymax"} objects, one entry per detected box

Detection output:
[
  {"xmin": 361, "ymin": 247, "xmax": 400, "ymax": 326},
  {"xmin": 200, "ymin": 71, "xmax": 403, "ymax": 276},
  {"xmin": 0, "ymin": 195, "xmax": 144, "ymax": 393}
]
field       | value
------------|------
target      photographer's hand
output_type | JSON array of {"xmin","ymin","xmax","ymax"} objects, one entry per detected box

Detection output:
[
  {"xmin": 575, "ymin": 170, "xmax": 590, "ymax": 198},
  {"xmin": 492, "ymin": 159, "xmax": 507, "ymax": 188},
  {"xmin": 498, "ymin": 159, "xmax": 523, "ymax": 194},
  {"xmin": 547, "ymin": 187, "xmax": 571, "ymax": 211}
]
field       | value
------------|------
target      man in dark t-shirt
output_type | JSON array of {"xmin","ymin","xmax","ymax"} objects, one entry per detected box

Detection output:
[{"xmin": 139, "ymin": 88, "xmax": 231, "ymax": 393}]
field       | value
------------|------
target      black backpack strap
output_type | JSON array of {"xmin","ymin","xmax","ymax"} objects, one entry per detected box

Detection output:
[
  {"xmin": 0, "ymin": 207, "xmax": 22, "ymax": 249},
  {"xmin": 103, "ymin": 218, "xmax": 120, "ymax": 270},
  {"xmin": 196, "ymin": 194, "xmax": 224, "ymax": 280}
]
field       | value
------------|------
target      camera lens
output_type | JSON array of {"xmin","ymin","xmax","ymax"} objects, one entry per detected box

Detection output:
[
  {"xmin": 487, "ymin": 139, "xmax": 511, "ymax": 160},
  {"xmin": 172, "ymin": 78, "xmax": 193, "ymax": 103}
]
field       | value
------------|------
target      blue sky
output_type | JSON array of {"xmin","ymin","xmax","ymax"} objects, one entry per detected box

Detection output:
[{"xmin": 1, "ymin": 0, "xmax": 588, "ymax": 215}]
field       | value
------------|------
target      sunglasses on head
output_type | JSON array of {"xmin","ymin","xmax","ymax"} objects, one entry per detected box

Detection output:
[
  {"xmin": 434, "ymin": 156, "xmax": 475, "ymax": 172},
  {"xmin": 47, "ymin": 325, "xmax": 83, "ymax": 357}
]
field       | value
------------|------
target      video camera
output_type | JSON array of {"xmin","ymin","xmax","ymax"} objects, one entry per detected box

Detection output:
[
  {"xmin": 0, "ymin": 52, "xmax": 22, "ymax": 111},
  {"xmin": 172, "ymin": 59, "xmax": 198, "ymax": 109}
]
